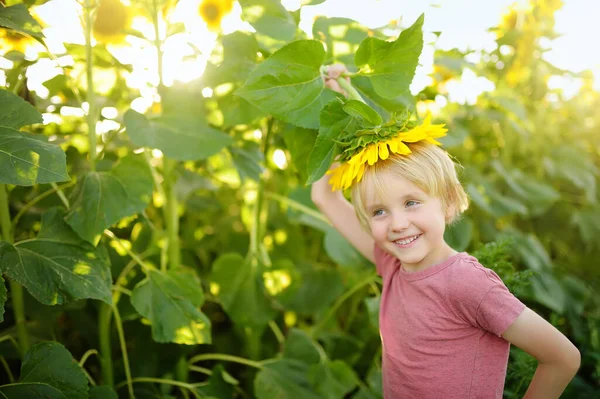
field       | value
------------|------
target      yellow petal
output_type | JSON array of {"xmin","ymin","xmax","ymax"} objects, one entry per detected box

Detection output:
[
  {"xmin": 366, "ymin": 144, "xmax": 378, "ymax": 165},
  {"xmin": 378, "ymin": 142, "xmax": 389, "ymax": 160}
]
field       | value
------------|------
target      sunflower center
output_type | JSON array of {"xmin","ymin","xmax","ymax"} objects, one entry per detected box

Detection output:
[{"xmin": 200, "ymin": 3, "xmax": 220, "ymax": 22}]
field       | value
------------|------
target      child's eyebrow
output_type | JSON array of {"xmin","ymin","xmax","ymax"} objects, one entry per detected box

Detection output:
[{"xmin": 366, "ymin": 192, "xmax": 424, "ymax": 211}]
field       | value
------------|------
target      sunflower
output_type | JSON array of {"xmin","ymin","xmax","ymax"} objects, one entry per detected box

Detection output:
[
  {"xmin": 93, "ymin": 0, "xmax": 132, "ymax": 45},
  {"xmin": 199, "ymin": 0, "xmax": 234, "ymax": 31},
  {"xmin": 327, "ymin": 115, "xmax": 448, "ymax": 191},
  {"xmin": 0, "ymin": 28, "xmax": 35, "ymax": 54}
]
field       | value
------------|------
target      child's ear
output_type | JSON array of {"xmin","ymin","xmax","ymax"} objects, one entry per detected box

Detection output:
[{"xmin": 445, "ymin": 202, "xmax": 456, "ymax": 223}]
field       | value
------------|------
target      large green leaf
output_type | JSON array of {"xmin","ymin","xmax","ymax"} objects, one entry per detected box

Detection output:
[
  {"xmin": 0, "ymin": 88, "xmax": 42, "ymax": 128},
  {"xmin": 89, "ymin": 386, "xmax": 118, "ymax": 399},
  {"xmin": 0, "ymin": 90, "xmax": 69, "ymax": 186},
  {"xmin": 324, "ymin": 228, "xmax": 370, "ymax": 269},
  {"xmin": 0, "ymin": 4, "xmax": 44, "ymax": 39},
  {"xmin": 195, "ymin": 364, "xmax": 238, "ymax": 398},
  {"xmin": 306, "ymin": 99, "xmax": 359, "ymax": 183},
  {"xmin": 211, "ymin": 253, "xmax": 275, "ymax": 328},
  {"xmin": 283, "ymin": 328, "xmax": 321, "ymax": 366},
  {"xmin": 282, "ymin": 125, "xmax": 318, "ymax": 183},
  {"xmin": 237, "ymin": 40, "xmax": 339, "ymax": 129},
  {"xmin": 254, "ymin": 359, "xmax": 321, "ymax": 399},
  {"xmin": 0, "ymin": 126, "xmax": 70, "ymax": 186},
  {"xmin": 352, "ymin": 75, "xmax": 415, "ymax": 118},
  {"xmin": 0, "ymin": 383, "xmax": 66, "ymax": 398},
  {"xmin": 444, "ymin": 217, "xmax": 473, "ymax": 252},
  {"xmin": 238, "ymin": 0, "xmax": 297, "ymax": 42},
  {"xmin": 19, "ymin": 341, "xmax": 88, "ymax": 399},
  {"xmin": 308, "ymin": 360, "xmax": 358, "ymax": 399},
  {"xmin": 0, "ymin": 275, "xmax": 6, "ymax": 323},
  {"xmin": 124, "ymin": 110, "xmax": 232, "ymax": 161},
  {"xmin": 131, "ymin": 267, "xmax": 212, "ymax": 345},
  {"xmin": 354, "ymin": 14, "xmax": 424, "ymax": 98},
  {"xmin": 64, "ymin": 154, "xmax": 153, "ymax": 244},
  {"xmin": 312, "ymin": 17, "xmax": 371, "ymax": 67},
  {"xmin": 0, "ymin": 208, "xmax": 112, "ymax": 305},
  {"xmin": 203, "ymin": 31, "xmax": 260, "ymax": 87}
]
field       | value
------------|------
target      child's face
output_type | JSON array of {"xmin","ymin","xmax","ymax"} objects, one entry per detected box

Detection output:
[{"xmin": 364, "ymin": 169, "xmax": 455, "ymax": 272}]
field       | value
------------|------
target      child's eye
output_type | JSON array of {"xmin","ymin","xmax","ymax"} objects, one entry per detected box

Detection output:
[
  {"xmin": 406, "ymin": 200, "xmax": 419, "ymax": 207},
  {"xmin": 372, "ymin": 209, "xmax": 384, "ymax": 217}
]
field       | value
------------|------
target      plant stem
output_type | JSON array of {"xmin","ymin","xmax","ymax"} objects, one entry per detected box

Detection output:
[
  {"xmin": 265, "ymin": 191, "xmax": 331, "ymax": 225},
  {"xmin": 162, "ymin": 158, "xmax": 180, "ymax": 270},
  {"xmin": 11, "ymin": 181, "xmax": 75, "ymax": 231},
  {"xmin": 188, "ymin": 353, "xmax": 263, "ymax": 369},
  {"xmin": 113, "ymin": 304, "xmax": 134, "ymax": 398},
  {"xmin": 0, "ymin": 185, "xmax": 29, "ymax": 356},
  {"xmin": 336, "ymin": 77, "xmax": 366, "ymax": 103},
  {"xmin": 312, "ymin": 272, "xmax": 379, "ymax": 337},
  {"xmin": 98, "ymin": 303, "xmax": 114, "ymax": 387},
  {"xmin": 116, "ymin": 377, "xmax": 201, "ymax": 399},
  {"xmin": 83, "ymin": 0, "xmax": 97, "ymax": 171}
]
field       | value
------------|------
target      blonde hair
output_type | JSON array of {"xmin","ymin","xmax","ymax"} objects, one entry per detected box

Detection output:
[{"xmin": 351, "ymin": 142, "xmax": 469, "ymax": 232}]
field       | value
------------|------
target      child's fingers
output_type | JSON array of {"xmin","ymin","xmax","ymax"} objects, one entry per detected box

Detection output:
[{"xmin": 325, "ymin": 79, "xmax": 346, "ymax": 96}]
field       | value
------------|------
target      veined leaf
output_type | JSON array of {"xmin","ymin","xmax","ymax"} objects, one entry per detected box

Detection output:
[
  {"xmin": 64, "ymin": 154, "xmax": 153, "ymax": 245},
  {"xmin": 342, "ymin": 100, "xmax": 382, "ymax": 126},
  {"xmin": 0, "ymin": 89, "xmax": 42, "ymax": 128},
  {"xmin": 203, "ymin": 31, "xmax": 260, "ymax": 87},
  {"xmin": 0, "ymin": 90, "xmax": 69, "ymax": 186},
  {"xmin": 254, "ymin": 359, "xmax": 321, "ymax": 399},
  {"xmin": 89, "ymin": 386, "xmax": 118, "ymax": 399},
  {"xmin": 306, "ymin": 99, "xmax": 359, "ymax": 183},
  {"xmin": 0, "ymin": 383, "xmax": 66, "ymax": 398},
  {"xmin": 308, "ymin": 360, "xmax": 359, "ymax": 399},
  {"xmin": 0, "ymin": 208, "xmax": 112, "ymax": 306},
  {"xmin": 355, "ymin": 14, "xmax": 424, "ymax": 98},
  {"xmin": 283, "ymin": 328, "xmax": 321, "ymax": 366},
  {"xmin": 211, "ymin": 253, "xmax": 275, "ymax": 328},
  {"xmin": 19, "ymin": 341, "xmax": 88, "ymax": 399},
  {"xmin": 0, "ymin": 127, "xmax": 70, "ymax": 186},
  {"xmin": 237, "ymin": 40, "xmax": 339, "ymax": 129},
  {"xmin": 239, "ymin": 0, "xmax": 297, "ymax": 42},
  {"xmin": 124, "ymin": 110, "xmax": 232, "ymax": 161},
  {"xmin": 0, "ymin": 4, "xmax": 44, "ymax": 39},
  {"xmin": 131, "ymin": 267, "xmax": 212, "ymax": 345}
]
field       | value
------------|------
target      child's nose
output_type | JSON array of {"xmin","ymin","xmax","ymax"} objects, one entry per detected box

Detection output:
[{"xmin": 390, "ymin": 212, "xmax": 410, "ymax": 231}]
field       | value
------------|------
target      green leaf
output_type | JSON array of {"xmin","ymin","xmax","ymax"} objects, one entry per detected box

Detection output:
[
  {"xmin": 531, "ymin": 272, "xmax": 566, "ymax": 313},
  {"xmin": 342, "ymin": 100, "xmax": 382, "ymax": 126},
  {"xmin": 239, "ymin": 0, "xmax": 297, "ymax": 42},
  {"xmin": 0, "ymin": 275, "xmax": 6, "ymax": 323},
  {"xmin": 131, "ymin": 267, "xmax": 212, "ymax": 345},
  {"xmin": 312, "ymin": 17, "xmax": 371, "ymax": 67},
  {"xmin": 195, "ymin": 364, "xmax": 237, "ymax": 398},
  {"xmin": 203, "ymin": 32, "xmax": 260, "ymax": 87},
  {"xmin": 0, "ymin": 4, "xmax": 44, "ymax": 39},
  {"xmin": 237, "ymin": 40, "xmax": 338, "ymax": 129},
  {"xmin": 230, "ymin": 144, "xmax": 264, "ymax": 182},
  {"xmin": 19, "ymin": 341, "xmax": 88, "ymax": 399},
  {"xmin": 352, "ymin": 75, "xmax": 415, "ymax": 118},
  {"xmin": 444, "ymin": 217, "xmax": 473, "ymax": 252},
  {"xmin": 302, "ymin": 0, "xmax": 327, "ymax": 5},
  {"xmin": 308, "ymin": 360, "xmax": 358, "ymax": 399},
  {"xmin": 64, "ymin": 154, "xmax": 153, "ymax": 245},
  {"xmin": 0, "ymin": 383, "xmax": 66, "ymax": 398},
  {"xmin": 254, "ymin": 359, "xmax": 321, "ymax": 399},
  {"xmin": 283, "ymin": 328, "xmax": 321, "ymax": 365},
  {"xmin": 364, "ymin": 296, "xmax": 379, "ymax": 329},
  {"xmin": 0, "ymin": 208, "xmax": 113, "ymax": 305},
  {"xmin": 89, "ymin": 386, "xmax": 118, "ymax": 399},
  {"xmin": 0, "ymin": 126, "xmax": 70, "ymax": 186},
  {"xmin": 306, "ymin": 99, "xmax": 358, "ymax": 183},
  {"xmin": 571, "ymin": 207, "xmax": 600, "ymax": 251},
  {"xmin": 355, "ymin": 14, "xmax": 424, "ymax": 98},
  {"xmin": 124, "ymin": 110, "xmax": 233, "ymax": 161},
  {"xmin": 211, "ymin": 253, "xmax": 275, "ymax": 328},
  {"xmin": 281, "ymin": 125, "xmax": 318, "ymax": 183},
  {"xmin": 324, "ymin": 228, "xmax": 370, "ymax": 269},
  {"xmin": 0, "ymin": 88, "xmax": 42, "ymax": 128}
]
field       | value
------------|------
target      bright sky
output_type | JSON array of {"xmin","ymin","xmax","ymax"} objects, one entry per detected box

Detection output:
[{"xmin": 1, "ymin": 0, "xmax": 597, "ymax": 108}]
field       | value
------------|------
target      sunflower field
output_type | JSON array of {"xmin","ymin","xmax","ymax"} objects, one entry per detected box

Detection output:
[{"xmin": 0, "ymin": 0, "xmax": 598, "ymax": 398}]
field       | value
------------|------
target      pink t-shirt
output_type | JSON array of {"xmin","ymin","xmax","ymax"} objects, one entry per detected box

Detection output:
[{"xmin": 374, "ymin": 244, "xmax": 526, "ymax": 399}]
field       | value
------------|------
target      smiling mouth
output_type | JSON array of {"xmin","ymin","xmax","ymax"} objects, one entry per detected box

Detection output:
[{"xmin": 392, "ymin": 234, "xmax": 421, "ymax": 246}]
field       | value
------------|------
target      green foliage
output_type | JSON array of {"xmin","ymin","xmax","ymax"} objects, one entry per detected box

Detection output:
[{"xmin": 0, "ymin": 0, "xmax": 598, "ymax": 397}]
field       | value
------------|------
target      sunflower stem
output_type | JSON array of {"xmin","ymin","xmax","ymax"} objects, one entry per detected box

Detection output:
[
  {"xmin": 83, "ymin": 0, "xmax": 98, "ymax": 171},
  {"xmin": 98, "ymin": 302, "xmax": 114, "ymax": 387},
  {"xmin": 0, "ymin": 185, "xmax": 29, "ymax": 356},
  {"xmin": 336, "ymin": 76, "xmax": 366, "ymax": 103}
]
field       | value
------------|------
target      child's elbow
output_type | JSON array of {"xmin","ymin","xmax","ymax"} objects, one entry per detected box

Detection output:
[{"xmin": 565, "ymin": 346, "xmax": 581, "ymax": 372}]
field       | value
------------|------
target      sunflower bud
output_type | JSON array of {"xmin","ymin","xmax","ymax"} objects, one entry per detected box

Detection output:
[
  {"xmin": 198, "ymin": 0, "xmax": 234, "ymax": 31},
  {"xmin": 93, "ymin": 0, "xmax": 131, "ymax": 44}
]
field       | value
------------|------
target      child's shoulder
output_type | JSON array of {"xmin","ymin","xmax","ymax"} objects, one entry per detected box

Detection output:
[{"xmin": 446, "ymin": 252, "xmax": 508, "ymax": 299}]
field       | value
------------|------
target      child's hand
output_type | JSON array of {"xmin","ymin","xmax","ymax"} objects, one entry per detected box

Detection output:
[{"xmin": 323, "ymin": 64, "xmax": 350, "ymax": 97}]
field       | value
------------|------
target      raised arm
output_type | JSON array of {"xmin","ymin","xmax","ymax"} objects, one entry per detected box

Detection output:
[{"xmin": 311, "ymin": 171, "xmax": 375, "ymax": 263}]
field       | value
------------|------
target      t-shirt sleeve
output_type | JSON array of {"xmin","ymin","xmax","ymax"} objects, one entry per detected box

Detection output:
[
  {"xmin": 477, "ymin": 284, "xmax": 526, "ymax": 337},
  {"xmin": 450, "ymin": 261, "xmax": 526, "ymax": 337},
  {"xmin": 373, "ymin": 243, "xmax": 398, "ymax": 277}
]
